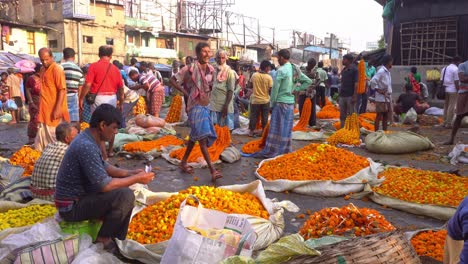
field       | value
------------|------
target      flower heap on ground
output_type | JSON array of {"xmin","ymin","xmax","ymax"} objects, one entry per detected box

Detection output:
[
  {"xmin": 257, "ymin": 143, "xmax": 369, "ymax": 181},
  {"xmin": 0, "ymin": 204, "xmax": 56, "ymax": 231},
  {"xmin": 242, "ymin": 122, "xmax": 270, "ymax": 154},
  {"xmin": 165, "ymin": 95, "xmax": 182, "ymax": 123},
  {"xmin": 299, "ymin": 203, "xmax": 395, "ymax": 239},
  {"xmin": 411, "ymin": 230, "xmax": 447, "ymax": 261},
  {"xmin": 374, "ymin": 167, "xmax": 468, "ymax": 207},
  {"xmin": 133, "ymin": 96, "xmax": 147, "ymax": 116},
  {"xmin": 123, "ymin": 135, "xmax": 184, "ymax": 153},
  {"xmin": 327, "ymin": 113, "xmax": 361, "ymax": 146},
  {"xmin": 170, "ymin": 125, "xmax": 231, "ymax": 163},
  {"xmin": 127, "ymin": 186, "xmax": 269, "ymax": 244},
  {"xmin": 9, "ymin": 146, "xmax": 41, "ymax": 176}
]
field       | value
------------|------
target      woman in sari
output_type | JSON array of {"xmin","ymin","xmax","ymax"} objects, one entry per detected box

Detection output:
[{"xmin": 25, "ymin": 64, "xmax": 42, "ymax": 145}]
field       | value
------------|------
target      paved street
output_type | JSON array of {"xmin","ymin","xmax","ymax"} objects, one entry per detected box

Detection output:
[{"xmin": 1, "ymin": 120, "xmax": 466, "ymax": 236}]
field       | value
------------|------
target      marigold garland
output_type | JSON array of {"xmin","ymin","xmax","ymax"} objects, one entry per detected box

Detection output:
[
  {"xmin": 293, "ymin": 98, "xmax": 312, "ymax": 131},
  {"xmin": 9, "ymin": 146, "xmax": 41, "ymax": 176},
  {"xmin": 133, "ymin": 96, "xmax": 147, "ymax": 116},
  {"xmin": 165, "ymin": 95, "xmax": 182, "ymax": 123},
  {"xmin": 327, "ymin": 113, "xmax": 361, "ymax": 146},
  {"xmin": 169, "ymin": 125, "xmax": 231, "ymax": 163},
  {"xmin": 357, "ymin": 59, "xmax": 367, "ymax": 94},
  {"xmin": 374, "ymin": 167, "xmax": 468, "ymax": 207},
  {"xmin": 257, "ymin": 143, "xmax": 369, "ymax": 181},
  {"xmin": 242, "ymin": 122, "xmax": 270, "ymax": 154},
  {"xmin": 411, "ymin": 230, "xmax": 447, "ymax": 261},
  {"xmin": 334, "ymin": 113, "xmax": 376, "ymax": 131},
  {"xmin": 317, "ymin": 105, "xmax": 340, "ymax": 119},
  {"xmin": 299, "ymin": 203, "xmax": 395, "ymax": 239},
  {"xmin": 79, "ymin": 122, "xmax": 89, "ymax": 131},
  {"xmin": 127, "ymin": 186, "xmax": 269, "ymax": 244},
  {"xmin": 123, "ymin": 135, "xmax": 184, "ymax": 153}
]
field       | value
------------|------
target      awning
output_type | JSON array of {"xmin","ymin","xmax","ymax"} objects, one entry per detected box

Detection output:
[
  {"xmin": 0, "ymin": 19, "xmax": 60, "ymax": 32},
  {"xmin": 125, "ymin": 26, "xmax": 157, "ymax": 36},
  {"xmin": 0, "ymin": 52, "xmax": 40, "ymax": 72}
]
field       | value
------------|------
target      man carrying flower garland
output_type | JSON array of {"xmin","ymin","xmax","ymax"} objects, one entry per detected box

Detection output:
[{"xmin": 170, "ymin": 42, "xmax": 223, "ymax": 182}]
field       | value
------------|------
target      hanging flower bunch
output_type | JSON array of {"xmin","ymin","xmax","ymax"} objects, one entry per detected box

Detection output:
[
  {"xmin": 133, "ymin": 96, "xmax": 147, "ymax": 116},
  {"xmin": 327, "ymin": 113, "xmax": 361, "ymax": 146},
  {"xmin": 242, "ymin": 122, "xmax": 270, "ymax": 154},
  {"xmin": 165, "ymin": 95, "xmax": 183, "ymax": 123},
  {"xmin": 292, "ymin": 98, "xmax": 312, "ymax": 132}
]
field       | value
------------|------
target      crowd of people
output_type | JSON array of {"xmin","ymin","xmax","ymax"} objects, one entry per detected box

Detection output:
[{"xmin": 0, "ymin": 40, "xmax": 467, "ymax": 255}]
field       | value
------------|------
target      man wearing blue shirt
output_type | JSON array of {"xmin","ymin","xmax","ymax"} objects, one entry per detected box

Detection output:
[{"xmin": 55, "ymin": 104, "xmax": 154, "ymax": 252}]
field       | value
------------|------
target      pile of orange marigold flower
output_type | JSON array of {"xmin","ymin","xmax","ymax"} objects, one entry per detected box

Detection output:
[
  {"xmin": 127, "ymin": 186, "xmax": 269, "ymax": 244},
  {"xmin": 123, "ymin": 135, "xmax": 184, "ymax": 153},
  {"xmin": 241, "ymin": 122, "xmax": 270, "ymax": 154},
  {"xmin": 327, "ymin": 113, "xmax": 361, "ymax": 146},
  {"xmin": 333, "ymin": 113, "xmax": 376, "ymax": 131},
  {"xmin": 165, "ymin": 95, "xmax": 182, "ymax": 123},
  {"xmin": 9, "ymin": 146, "xmax": 41, "ymax": 176},
  {"xmin": 374, "ymin": 167, "xmax": 468, "ymax": 207},
  {"xmin": 299, "ymin": 203, "xmax": 395, "ymax": 239},
  {"xmin": 411, "ymin": 230, "xmax": 447, "ymax": 261},
  {"xmin": 257, "ymin": 143, "xmax": 369, "ymax": 181},
  {"xmin": 133, "ymin": 96, "xmax": 147, "ymax": 116},
  {"xmin": 170, "ymin": 125, "xmax": 231, "ymax": 163},
  {"xmin": 316, "ymin": 105, "xmax": 340, "ymax": 119}
]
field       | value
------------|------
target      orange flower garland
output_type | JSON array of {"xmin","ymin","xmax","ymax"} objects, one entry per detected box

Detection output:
[
  {"xmin": 292, "ymin": 98, "xmax": 312, "ymax": 131},
  {"xmin": 169, "ymin": 125, "xmax": 231, "ymax": 163},
  {"xmin": 299, "ymin": 203, "xmax": 395, "ymax": 239},
  {"xmin": 357, "ymin": 59, "xmax": 367, "ymax": 94},
  {"xmin": 257, "ymin": 143, "xmax": 369, "ymax": 181},
  {"xmin": 316, "ymin": 105, "xmax": 340, "ymax": 119},
  {"xmin": 374, "ymin": 167, "xmax": 468, "ymax": 207},
  {"xmin": 123, "ymin": 135, "xmax": 184, "ymax": 153},
  {"xmin": 411, "ymin": 230, "xmax": 447, "ymax": 261},
  {"xmin": 9, "ymin": 146, "xmax": 41, "ymax": 176},
  {"xmin": 327, "ymin": 113, "xmax": 361, "ymax": 146},
  {"xmin": 127, "ymin": 186, "xmax": 269, "ymax": 244},
  {"xmin": 242, "ymin": 122, "xmax": 270, "ymax": 154},
  {"xmin": 165, "ymin": 95, "xmax": 182, "ymax": 123},
  {"xmin": 133, "ymin": 96, "xmax": 147, "ymax": 116}
]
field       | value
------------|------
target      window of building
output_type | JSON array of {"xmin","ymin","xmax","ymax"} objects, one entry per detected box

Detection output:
[
  {"xmin": 142, "ymin": 34, "xmax": 150, "ymax": 47},
  {"xmin": 106, "ymin": 8, "xmax": 113, "ymax": 16},
  {"xmin": 96, "ymin": 0, "xmax": 124, "ymax": 5},
  {"xmin": 106, "ymin": 38, "xmax": 114, "ymax": 46},
  {"xmin": 188, "ymin": 41, "xmax": 193, "ymax": 51},
  {"xmin": 83, "ymin": 36, "xmax": 93, "ymax": 44},
  {"xmin": 127, "ymin": 34, "xmax": 134, "ymax": 44},
  {"xmin": 49, "ymin": 40, "xmax": 58, "ymax": 49},
  {"xmin": 27, "ymin": 31, "xmax": 35, "ymax": 55}
]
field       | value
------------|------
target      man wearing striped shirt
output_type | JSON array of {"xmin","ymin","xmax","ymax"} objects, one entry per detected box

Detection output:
[{"xmin": 61, "ymin": 48, "xmax": 84, "ymax": 124}]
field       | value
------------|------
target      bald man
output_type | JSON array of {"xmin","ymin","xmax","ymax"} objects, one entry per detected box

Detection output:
[{"xmin": 35, "ymin": 47, "xmax": 70, "ymax": 151}]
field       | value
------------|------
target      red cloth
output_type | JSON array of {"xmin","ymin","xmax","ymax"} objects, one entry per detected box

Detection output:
[{"xmin": 85, "ymin": 59, "xmax": 123, "ymax": 94}]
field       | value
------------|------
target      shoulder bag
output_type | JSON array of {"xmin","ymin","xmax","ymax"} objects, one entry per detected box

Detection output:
[
  {"xmin": 85, "ymin": 63, "xmax": 112, "ymax": 105},
  {"xmin": 436, "ymin": 67, "xmax": 447, "ymax": 100}
]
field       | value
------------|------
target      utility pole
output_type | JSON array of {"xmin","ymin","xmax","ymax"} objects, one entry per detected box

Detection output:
[
  {"xmin": 243, "ymin": 17, "xmax": 246, "ymax": 53},
  {"xmin": 329, "ymin": 33, "xmax": 334, "ymax": 60},
  {"xmin": 272, "ymin": 27, "xmax": 275, "ymax": 47},
  {"xmin": 257, "ymin": 19, "xmax": 260, "ymax": 44}
]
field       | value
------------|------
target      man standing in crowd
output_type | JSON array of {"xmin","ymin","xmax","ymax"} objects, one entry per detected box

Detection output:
[
  {"xmin": 126, "ymin": 57, "xmax": 139, "ymax": 88},
  {"xmin": 299, "ymin": 58, "xmax": 318, "ymax": 128},
  {"xmin": 61, "ymin": 48, "xmax": 84, "ymax": 125},
  {"xmin": 5, "ymin": 68, "xmax": 22, "ymax": 124},
  {"xmin": 248, "ymin": 60, "xmax": 273, "ymax": 137},
  {"xmin": 148, "ymin": 62, "xmax": 163, "ymax": 82},
  {"xmin": 315, "ymin": 61, "xmax": 328, "ymax": 107},
  {"xmin": 55, "ymin": 104, "xmax": 154, "ymax": 253},
  {"xmin": 441, "ymin": 56, "xmax": 461, "ymax": 128},
  {"xmin": 339, "ymin": 54, "xmax": 358, "ymax": 128},
  {"xmin": 445, "ymin": 57, "xmax": 468, "ymax": 145},
  {"xmin": 35, "ymin": 48, "xmax": 70, "ymax": 151},
  {"xmin": 254, "ymin": 49, "xmax": 310, "ymax": 158},
  {"xmin": 80, "ymin": 45, "xmax": 123, "ymax": 159},
  {"xmin": 210, "ymin": 50, "xmax": 236, "ymax": 130},
  {"xmin": 170, "ymin": 42, "xmax": 222, "ymax": 182},
  {"xmin": 371, "ymin": 54, "xmax": 393, "ymax": 131},
  {"xmin": 31, "ymin": 122, "xmax": 78, "ymax": 201}
]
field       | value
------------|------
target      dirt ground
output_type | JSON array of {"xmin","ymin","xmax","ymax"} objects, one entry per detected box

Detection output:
[{"xmin": 0, "ymin": 118, "xmax": 467, "ymax": 263}]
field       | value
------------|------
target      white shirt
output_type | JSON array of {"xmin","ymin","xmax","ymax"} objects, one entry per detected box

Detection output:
[
  {"xmin": 371, "ymin": 66, "xmax": 392, "ymax": 103},
  {"xmin": 441, "ymin": 64, "xmax": 460, "ymax": 93}
]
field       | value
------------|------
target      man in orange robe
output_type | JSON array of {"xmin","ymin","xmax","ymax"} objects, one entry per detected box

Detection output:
[{"xmin": 34, "ymin": 48, "xmax": 70, "ymax": 151}]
